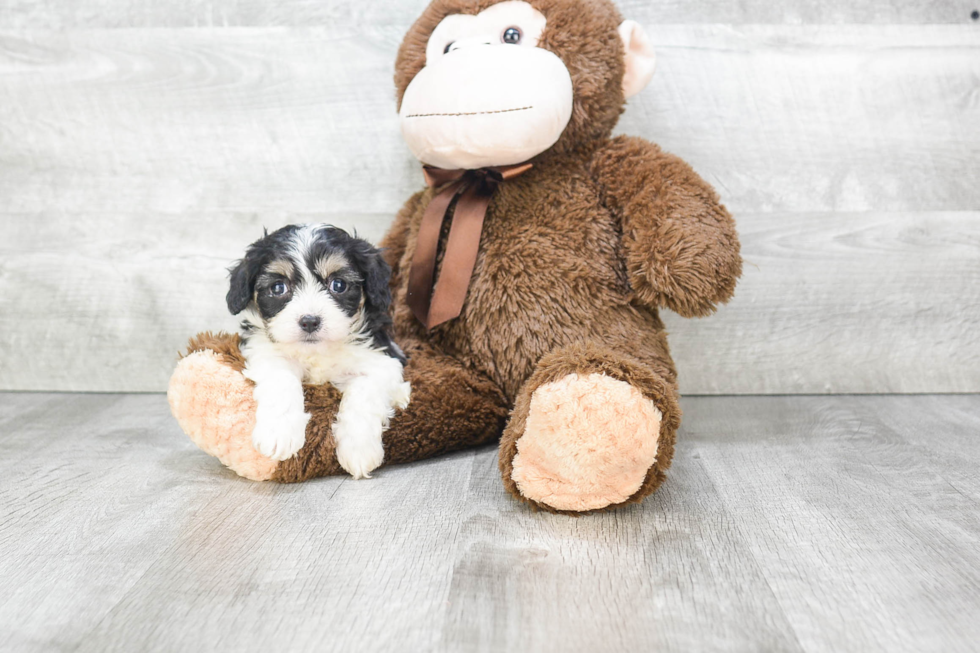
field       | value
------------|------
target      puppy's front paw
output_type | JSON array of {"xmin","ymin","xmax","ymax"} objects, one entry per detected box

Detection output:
[
  {"xmin": 335, "ymin": 437, "xmax": 385, "ymax": 479},
  {"xmin": 251, "ymin": 411, "xmax": 310, "ymax": 461},
  {"xmin": 394, "ymin": 381, "xmax": 411, "ymax": 411},
  {"xmin": 333, "ymin": 418, "xmax": 384, "ymax": 479}
]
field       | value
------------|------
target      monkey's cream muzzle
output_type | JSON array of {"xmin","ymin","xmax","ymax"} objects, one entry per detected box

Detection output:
[{"xmin": 399, "ymin": 44, "xmax": 573, "ymax": 170}]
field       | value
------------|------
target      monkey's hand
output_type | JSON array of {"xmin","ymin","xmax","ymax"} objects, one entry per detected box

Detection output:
[{"xmin": 590, "ymin": 135, "xmax": 742, "ymax": 318}]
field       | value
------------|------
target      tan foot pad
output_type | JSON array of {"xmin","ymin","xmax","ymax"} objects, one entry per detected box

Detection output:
[
  {"xmin": 168, "ymin": 350, "xmax": 277, "ymax": 481},
  {"xmin": 511, "ymin": 372, "xmax": 662, "ymax": 511}
]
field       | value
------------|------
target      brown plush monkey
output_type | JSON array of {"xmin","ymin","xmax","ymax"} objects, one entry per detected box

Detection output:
[{"xmin": 168, "ymin": 0, "xmax": 741, "ymax": 513}]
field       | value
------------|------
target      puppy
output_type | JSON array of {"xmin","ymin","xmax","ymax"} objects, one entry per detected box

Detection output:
[{"xmin": 226, "ymin": 224, "xmax": 410, "ymax": 479}]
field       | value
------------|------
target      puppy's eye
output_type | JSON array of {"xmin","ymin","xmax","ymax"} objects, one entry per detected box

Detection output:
[
  {"xmin": 329, "ymin": 278, "xmax": 348, "ymax": 294},
  {"xmin": 270, "ymin": 281, "xmax": 288, "ymax": 296},
  {"xmin": 443, "ymin": 41, "xmax": 454, "ymax": 54},
  {"xmin": 502, "ymin": 27, "xmax": 522, "ymax": 45}
]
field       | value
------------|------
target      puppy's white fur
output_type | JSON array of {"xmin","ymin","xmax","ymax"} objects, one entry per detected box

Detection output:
[
  {"xmin": 237, "ymin": 225, "xmax": 410, "ymax": 478},
  {"xmin": 242, "ymin": 326, "xmax": 410, "ymax": 477}
]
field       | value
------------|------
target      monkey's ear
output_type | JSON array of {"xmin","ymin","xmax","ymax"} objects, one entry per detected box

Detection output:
[{"xmin": 618, "ymin": 20, "xmax": 657, "ymax": 99}]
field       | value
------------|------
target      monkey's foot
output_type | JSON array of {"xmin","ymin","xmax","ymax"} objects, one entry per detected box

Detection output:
[
  {"xmin": 509, "ymin": 373, "xmax": 663, "ymax": 512},
  {"xmin": 168, "ymin": 349, "xmax": 277, "ymax": 481}
]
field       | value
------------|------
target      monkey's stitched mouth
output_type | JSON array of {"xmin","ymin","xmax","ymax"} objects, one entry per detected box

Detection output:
[{"xmin": 404, "ymin": 106, "xmax": 533, "ymax": 118}]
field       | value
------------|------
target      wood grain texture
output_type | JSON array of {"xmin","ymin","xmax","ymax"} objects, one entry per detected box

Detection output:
[
  {"xmin": 2, "ymin": 26, "xmax": 978, "ymax": 217},
  {"xmin": 0, "ymin": 212, "xmax": 392, "ymax": 392},
  {"xmin": 2, "ymin": 210, "xmax": 977, "ymax": 394},
  {"xmin": 686, "ymin": 394, "xmax": 980, "ymax": 653},
  {"xmin": 2, "ymin": 0, "xmax": 977, "ymax": 29},
  {"xmin": 0, "ymin": 28, "xmax": 413, "ymax": 217},
  {"xmin": 1, "ymin": 392, "xmax": 979, "ymax": 652},
  {"xmin": 0, "ymin": 392, "xmax": 476, "ymax": 652},
  {"xmin": 663, "ymin": 211, "xmax": 980, "ymax": 394},
  {"xmin": 440, "ymin": 448, "xmax": 805, "ymax": 652},
  {"xmin": 1, "ymin": 24, "xmax": 978, "ymax": 392}
]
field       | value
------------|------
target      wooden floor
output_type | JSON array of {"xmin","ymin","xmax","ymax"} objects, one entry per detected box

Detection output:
[{"xmin": 1, "ymin": 393, "xmax": 978, "ymax": 652}]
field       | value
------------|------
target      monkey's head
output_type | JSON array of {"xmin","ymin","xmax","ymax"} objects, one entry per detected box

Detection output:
[{"xmin": 395, "ymin": 0, "xmax": 656, "ymax": 170}]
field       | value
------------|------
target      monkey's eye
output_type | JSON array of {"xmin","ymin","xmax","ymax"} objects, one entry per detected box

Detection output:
[
  {"xmin": 329, "ymin": 278, "xmax": 348, "ymax": 294},
  {"xmin": 502, "ymin": 27, "xmax": 522, "ymax": 45},
  {"xmin": 270, "ymin": 281, "xmax": 288, "ymax": 297},
  {"xmin": 443, "ymin": 41, "xmax": 455, "ymax": 54}
]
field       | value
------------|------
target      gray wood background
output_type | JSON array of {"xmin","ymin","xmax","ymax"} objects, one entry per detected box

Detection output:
[
  {"xmin": 3, "ymin": 391, "xmax": 980, "ymax": 652},
  {"xmin": 1, "ymin": 1, "xmax": 978, "ymax": 393}
]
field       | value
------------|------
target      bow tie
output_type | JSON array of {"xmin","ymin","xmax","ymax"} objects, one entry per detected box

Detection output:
[{"xmin": 406, "ymin": 163, "xmax": 533, "ymax": 330}]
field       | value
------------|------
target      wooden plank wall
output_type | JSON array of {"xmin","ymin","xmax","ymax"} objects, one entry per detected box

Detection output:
[{"xmin": 1, "ymin": 1, "xmax": 978, "ymax": 393}]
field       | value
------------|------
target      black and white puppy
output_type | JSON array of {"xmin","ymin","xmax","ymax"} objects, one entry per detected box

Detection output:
[{"xmin": 226, "ymin": 224, "xmax": 410, "ymax": 479}]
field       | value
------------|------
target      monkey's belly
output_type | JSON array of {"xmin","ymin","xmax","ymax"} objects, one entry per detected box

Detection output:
[
  {"xmin": 453, "ymin": 264, "xmax": 673, "ymax": 401},
  {"xmin": 401, "ymin": 161, "xmax": 677, "ymax": 400}
]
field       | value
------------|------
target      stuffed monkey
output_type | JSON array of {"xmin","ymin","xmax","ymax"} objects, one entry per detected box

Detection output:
[{"xmin": 169, "ymin": 0, "xmax": 741, "ymax": 514}]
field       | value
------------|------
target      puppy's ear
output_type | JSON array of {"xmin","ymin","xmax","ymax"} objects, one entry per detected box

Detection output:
[
  {"xmin": 226, "ymin": 255, "xmax": 261, "ymax": 315},
  {"xmin": 349, "ymin": 238, "xmax": 393, "ymax": 316}
]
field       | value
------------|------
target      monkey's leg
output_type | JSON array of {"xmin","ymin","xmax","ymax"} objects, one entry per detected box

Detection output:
[
  {"xmin": 498, "ymin": 341, "xmax": 680, "ymax": 513},
  {"xmin": 169, "ymin": 334, "xmax": 509, "ymax": 483}
]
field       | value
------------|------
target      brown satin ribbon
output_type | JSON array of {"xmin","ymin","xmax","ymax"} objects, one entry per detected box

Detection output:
[{"xmin": 407, "ymin": 163, "xmax": 533, "ymax": 330}]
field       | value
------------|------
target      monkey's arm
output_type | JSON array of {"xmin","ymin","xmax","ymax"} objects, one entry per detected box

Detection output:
[
  {"xmin": 590, "ymin": 135, "xmax": 742, "ymax": 318},
  {"xmin": 379, "ymin": 190, "xmax": 425, "ymax": 293}
]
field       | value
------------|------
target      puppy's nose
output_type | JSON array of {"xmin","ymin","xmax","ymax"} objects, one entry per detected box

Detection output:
[{"xmin": 299, "ymin": 315, "xmax": 321, "ymax": 333}]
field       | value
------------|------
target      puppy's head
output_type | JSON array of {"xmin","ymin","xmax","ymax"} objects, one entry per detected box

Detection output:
[{"xmin": 227, "ymin": 224, "xmax": 393, "ymax": 347}]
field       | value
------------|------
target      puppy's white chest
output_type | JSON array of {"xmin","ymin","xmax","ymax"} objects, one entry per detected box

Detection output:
[
  {"xmin": 289, "ymin": 348, "xmax": 355, "ymax": 387},
  {"xmin": 304, "ymin": 358, "xmax": 354, "ymax": 387}
]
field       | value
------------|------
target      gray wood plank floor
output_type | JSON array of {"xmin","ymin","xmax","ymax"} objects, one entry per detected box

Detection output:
[{"xmin": 1, "ymin": 393, "xmax": 978, "ymax": 652}]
